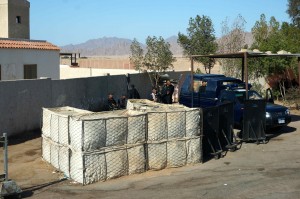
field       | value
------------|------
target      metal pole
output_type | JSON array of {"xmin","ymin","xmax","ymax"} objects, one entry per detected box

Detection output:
[
  {"xmin": 244, "ymin": 52, "xmax": 249, "ymax": 99},
  {"xmin": 242, "ymin": 56, "xmax": 245, "ymax": 82},
  {"xmin": 191, "ymin": 57, "xmax": 194, "ymax": 107},
  {"xmin": 3, "ymin": 133, "xmax": 8, "ymax": 181}
]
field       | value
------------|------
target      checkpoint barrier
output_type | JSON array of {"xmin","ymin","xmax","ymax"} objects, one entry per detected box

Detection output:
[
  {"xmin": 219, "ymin": 103, "xmax": 238, "ymax": 151},
  {"xmin": 242, "ymin": 100, "xmax": 266, "ymax": 143},
  {"xmin": 202, "ymin": 103, "xmax": 239, "ymax": 159},
  {"xmin": 202, "ymin": 106, "xmax": 222, "ymax": 159}
]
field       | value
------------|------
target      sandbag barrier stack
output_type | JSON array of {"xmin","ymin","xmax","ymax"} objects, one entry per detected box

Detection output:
[{"xmin": 42, "ymin": 100, "xmax": 202, "ymax": 185}]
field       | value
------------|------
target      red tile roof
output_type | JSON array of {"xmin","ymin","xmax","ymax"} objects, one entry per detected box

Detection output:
[{"xmin": 0, "ymin": 39, "xmax": 60, "ymax": 51}]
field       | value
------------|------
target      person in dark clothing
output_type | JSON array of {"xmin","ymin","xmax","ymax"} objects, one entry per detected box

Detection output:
[
  {"xmin": 128, "ymin": 84, "xmax": 140, "ymax": 99},
  {"xmin": 199, "ymin": 81, "xmax": 207, "ymax": 93},
  {"xmin": 118, "ymin": 94, "xmax": 127, "ymax": 109},
  {"xmin": 161, "ymin": 80, "xmax": 174, "ymax": 104},
  {"xmin": 107, "ymin": 93, "xmax": 118, "ymax": 110}
]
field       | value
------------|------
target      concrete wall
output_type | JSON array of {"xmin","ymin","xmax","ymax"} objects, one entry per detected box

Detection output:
[
  {"xmin": 0, "ymin": 71, "xmax": 188, "ymax": 136},
  {"xmin": 52, "ymin": 75, "xmax": 127, "ymax": 111},
  {"xmin": 0, "ymin": 49, "xmax": 60, "ymax": 80},
  {"xmin": 0, "ymin": 78, "xmax": 52, "ymax": 135}
]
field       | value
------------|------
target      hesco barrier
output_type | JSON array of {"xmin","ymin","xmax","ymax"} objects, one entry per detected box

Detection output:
[{"xmin": 42, "ymin": 100, "xmax": 202, "ymax": 185}]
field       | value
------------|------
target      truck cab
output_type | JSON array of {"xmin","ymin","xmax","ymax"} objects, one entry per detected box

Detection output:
[{"xmin": 179, "ymin": 74, "xmax": 242, "ymax": 107}]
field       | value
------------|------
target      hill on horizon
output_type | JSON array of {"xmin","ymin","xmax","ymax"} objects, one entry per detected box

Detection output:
[
  {"xmin": 60, "ymin": 36, "xmax": 184, "ymax": 57},
  {"xmin": 60, "ymin": 33, "xmax": 253, "ymax": 57}
]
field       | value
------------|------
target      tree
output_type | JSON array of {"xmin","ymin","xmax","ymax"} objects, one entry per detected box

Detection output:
[
  {"xmin": 250, "ymin": 15, "xmax": 297, "ymax": 78},
  {"xmin": 218, "ymin": 15, "xmax": 247, "ymax": 78},
  {"xmin": 250, "ymin": 14, "xmax": 300, "ymax": 98},
  {"xmin": 250, "ymin": 15, "xmax": 283, "ymax": 80},
  {"xmin": 280, "ymin": 22, "xmax": 300, "ymax": 53},
  {"xmin": 251, "ymin": 15, "xmax": 281, "ymax": 51},
  {"xmin": 178, "ymin": 15, "xmax": 218, "ymax": 74},
  {"xmin": 287, "ymin": 0, "xmax": 300, "ymax": 27},
  {"xmin": 129, "ymin": 38, "xmax": 144, "ymax": 72},
  {"xmin": 129, "ymin": 36, "xmax": 176, "ymax": 87},
  {"xmin": 144, "ymin": 36, "xmax": 176, "ymax": 87}
]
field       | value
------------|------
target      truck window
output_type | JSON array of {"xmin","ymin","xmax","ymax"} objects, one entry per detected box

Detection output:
[
  {"xmin": 249, "ymin": 91, "xmax": 262, "ymax": 100},
  {"xmin": 221, "ymin": 92, "xmax": 235, "ymax": 103},
  {"xmin": 192, "ymin": 80, "xmax": 201, "ymax": 93},
  {"xmin": 235, "ymin": 93, "xmax": 245, "ymax": 103}
]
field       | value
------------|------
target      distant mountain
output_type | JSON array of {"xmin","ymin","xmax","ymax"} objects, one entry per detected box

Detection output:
[
  {"xmin": 60, "ymin": 36, "xmax": 183, "ymax": 56},
  {"xmin": 216, "ymin": 31, "xmax": 254, "ymax": 50},
  {"xmin": 60, "ymin": 33, "xmax": 253, "ymax": 57},
  {"xmin": 165, "ymin": 36, "xmax": 184, "ymax": 56},
  {"xmin": 61, "ymin": 37, "xmax": 133, "ymax": 56}
]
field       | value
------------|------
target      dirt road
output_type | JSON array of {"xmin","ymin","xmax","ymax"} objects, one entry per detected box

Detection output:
[{"xmin": 1, "ymin": 111, "xmax": 300, "ymax": 199}]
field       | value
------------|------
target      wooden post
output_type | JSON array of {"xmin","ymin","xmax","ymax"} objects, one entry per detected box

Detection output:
[
  {"xmin": 244, "ymin": 52, "xmax": 249, "ymax": 99},
  {"xmin": 191, "ymin": 57, "xmax": 194, "ymax": 107},
  {"xmin": 242, "ymin": 56, "xmax": 245, "ymax": 82},
  {"xmin": 298, "ymin": 57, "xmax": 300, "ymax": 92}
]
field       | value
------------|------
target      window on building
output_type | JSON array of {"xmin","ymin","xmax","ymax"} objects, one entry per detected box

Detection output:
[
  {"xmin": 24, "ymin": 64, "xmax": 37, "ymax": 79},
  {"xmin": 16, "ymin": 16, "xmax": 21, "ymax": 24}
]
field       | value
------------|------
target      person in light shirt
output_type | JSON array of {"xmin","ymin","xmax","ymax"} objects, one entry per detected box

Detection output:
[{"xmin": 149, "ymin": 87, "xmax": 158, "ymax": 102}]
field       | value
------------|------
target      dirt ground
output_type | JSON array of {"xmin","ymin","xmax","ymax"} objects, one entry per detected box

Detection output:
[{"xmin": 1, "ymin": 110, "xmax": 300, "ymax": 199}]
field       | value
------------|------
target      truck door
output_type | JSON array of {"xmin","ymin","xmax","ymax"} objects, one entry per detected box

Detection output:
[
  {"xmin": 179, "ymin": 75, "xmax": 190, "ymax": 106},
  {"xmin": 266, "ymin": 88, "xmax": 274, "ymax": 104},
  {"xmin": 199, "ymin": 80, "xmax": 218, "ymax": 107}
]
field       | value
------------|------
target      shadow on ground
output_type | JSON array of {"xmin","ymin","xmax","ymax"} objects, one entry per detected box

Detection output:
[
  {"xmin": 21, "ymin": 178, "xmax": 67, "ymax": 198},
  {"xmin": 266, "ymin": 125, "xmax": 297, "ymax": 140},
  {"xmin": 4, "ymin": 129, "xmax": 41, "ymax": 146},
  {"xmin": 291, "ymin": 114, "xmax": 300, "ymax": 122}
]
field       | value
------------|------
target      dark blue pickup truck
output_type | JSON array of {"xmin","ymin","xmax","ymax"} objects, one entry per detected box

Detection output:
[{"xmin": 179, "ymin": 74, "xmax": 291, "ymax": 129}]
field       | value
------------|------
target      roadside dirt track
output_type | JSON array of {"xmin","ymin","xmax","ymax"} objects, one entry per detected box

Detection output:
[{"xmin": 1, "ymin": 110, "xmax": 300, "ymax": 199}]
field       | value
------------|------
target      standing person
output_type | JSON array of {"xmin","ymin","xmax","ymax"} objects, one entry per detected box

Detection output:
[
  {"xmin": 118, "ymin": 94, "xmax": 127, "ymax": 109},
  {"xmin": 107, "ymin": 93, "xmax": 118, "ymax": 110},
  {"xmin": 162, "ymin": 80, "xmax": 174, "ymax": 104},
  {"xmin": 199, "ymin": 81, "xmax": 207, "ymax": 93},
  {"xmin": 149, "ymin": 87, "xmax": 158, "ymax": 102},
  {"xmin": 128, "ymin": 84, "xmax": 140, "ymax": 99}
]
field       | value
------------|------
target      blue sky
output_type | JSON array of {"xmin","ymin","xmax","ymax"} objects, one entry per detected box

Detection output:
[{"xmin": 30, "ymin": 0, "xmax": 291, "ymax": 46}]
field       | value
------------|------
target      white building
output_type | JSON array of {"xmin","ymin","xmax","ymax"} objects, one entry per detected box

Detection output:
[
  {"xmin": 0, "ymin": 0, "xmax": 60, "ymax": 80},
  {"xmin": 0, "ymin": 38, "xmax": 60, "ymax": 80}
]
